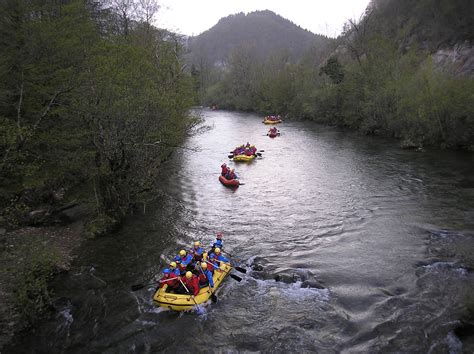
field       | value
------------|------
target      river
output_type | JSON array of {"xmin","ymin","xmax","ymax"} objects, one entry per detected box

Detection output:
[{"xmin": 8, "ymin": 109, "xmax": 474, "ymax": 353}]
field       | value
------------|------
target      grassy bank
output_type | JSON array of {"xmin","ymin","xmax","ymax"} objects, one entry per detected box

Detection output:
[{"xmin": 0, "ymin": 221, "xmax": 85, "ymax": 350}]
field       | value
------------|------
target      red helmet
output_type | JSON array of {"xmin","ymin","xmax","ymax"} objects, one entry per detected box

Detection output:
[{"xmin": 216, "ymin": 232, "xmax": 223, "ymax": 239}]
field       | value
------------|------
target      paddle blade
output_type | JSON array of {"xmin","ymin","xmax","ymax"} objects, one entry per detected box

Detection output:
[
  {"xmin": 131, "ymin": 284, "xmax": 145, "ymax": 291},
  {"xmin": 259, "ymin": 150, "xmax": 265, "ymax": 152},
  {"xmin": 229, "ymin": 274, "xmax": 242, "ymax": 282},
  {"xmin": 234, "ymin": 266, "xmax": 247, "ymax": 274},
  {"xmin": 228, "ymin": 155, "xmax": 234, "ymax": 159},
  {"xmin": 211, "ymin": 293, "xmax": 218, "ymax": 303},
  {"xmin": 256, "ymin": 152, "xmax": 262, "ymax": 156}
]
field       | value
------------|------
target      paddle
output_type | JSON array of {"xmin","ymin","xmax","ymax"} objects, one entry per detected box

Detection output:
[
  {"xmin": 131, "ymin": 282, "xmax": 155, "ymax": 291},
  {"xmin": 229, "ymin": 273, "xmax": 242, "ymax": 281},
  {"xmin": 131, "ymin": 277, "xmax": 180, "ymax": 291},
  {"xmin": 219, "ymin": 250, "xmax": 247, "ymax": 274},
  {"xmin": 179, "ymin": 277, "xmax": 200, "ymax": 307},
  {"xmin": 203, "ymin": 260, "xmax": 242, "ymax": 282}
]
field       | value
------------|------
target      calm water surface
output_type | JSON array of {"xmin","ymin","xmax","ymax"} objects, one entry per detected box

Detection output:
[{"xmin": 9, "ymin": 109, "xmax": 474, "ymax": 353}]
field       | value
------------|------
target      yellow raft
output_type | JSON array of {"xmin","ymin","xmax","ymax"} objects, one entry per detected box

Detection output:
[
  {"xmin": 153, "ymin": 263, "xmax": 232, "ymax": 311},
  {"xmin": 233, "ymin": 154, "xmax": 256, "ymax": 162},
  {"xmin": 263, "ymin": 119, "xmax": 282, "ymax": 124}
]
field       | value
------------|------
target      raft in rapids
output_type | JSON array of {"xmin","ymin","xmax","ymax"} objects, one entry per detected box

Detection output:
[{"xmin": 153, "ymin": 263, "xmax": 232, "ymax": 311}]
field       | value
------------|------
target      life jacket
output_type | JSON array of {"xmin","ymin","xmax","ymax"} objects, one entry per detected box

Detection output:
[
  {"xmin": 182, "ymin": 275, "xmax": 200, "ymax": 296},
  {"xmin": 160, "ymin": 274, "xmax": 178, "ymax": 288},
  {"xmin": 191, "ymin": 247, "xmax": 204, "ymax": 262},
  {"xmin": 221, "ymin": 164, "xmax": 227, "ymax": 176},
  {"xmin": 210, "ymin": 253, "xmax": 229, "ymax": 264},
  {"xmin": 229, "ymin": 170, "xmax": 235, "ymax": 179},
  {"xmin": 205, "ymin": 261, "xmax": 215, "ymax": 273},
  {"xmin": 169, "ymin": 268, "xmax": 180, "ymax": 277},
  {"xmin": 179, "ymin": 254, "xmax": 193, "ymax": 266}
]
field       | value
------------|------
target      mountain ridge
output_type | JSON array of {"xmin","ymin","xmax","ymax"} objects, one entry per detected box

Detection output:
[{"xmin": 187, "ymin": 10, "xmax": 332, "ymax": 65}]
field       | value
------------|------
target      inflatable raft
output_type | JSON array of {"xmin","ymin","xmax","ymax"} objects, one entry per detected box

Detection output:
[
  {"xmin": 268, "ymin": 131, "xmax": 279, "ymax": 138},
  {"xmin": 263, "ymin": 119, "xmax": 282, "ymax": 124},
  {"xmin": 153, "ymin": 263, "xmax": 232, "ymax": 311},
  {"xmin": 233, "ymin": 154, "xmax": 256, "ymax": 162},
  {"xmin": 219, "ymin": 175, "xmax": 240, "ymax": 187}
]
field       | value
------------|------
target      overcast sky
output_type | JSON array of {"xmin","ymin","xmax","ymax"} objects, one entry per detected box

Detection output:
[{"xmin": 155, "ymin": 0, "xmax": 371, "ymax": 37}]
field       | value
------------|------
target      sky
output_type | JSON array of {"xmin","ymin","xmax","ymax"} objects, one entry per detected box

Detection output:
[{"xmin": 155, "ymin": 0, "xmax": 371, "ymax": 38}]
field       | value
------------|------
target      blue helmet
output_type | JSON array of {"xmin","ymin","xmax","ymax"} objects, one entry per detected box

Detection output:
[{"xmin": 163, "ymin": 268, "xmax": 170, "ymax": 274}]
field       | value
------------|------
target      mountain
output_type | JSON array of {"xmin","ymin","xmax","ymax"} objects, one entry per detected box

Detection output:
[{"xmin": 186, "ymin": 10, "xmax": 332, "ymax": 65}]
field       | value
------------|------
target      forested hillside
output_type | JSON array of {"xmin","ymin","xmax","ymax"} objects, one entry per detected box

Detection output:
[
  {"xmin": 197, "ymin": 0, "xmax": 473, "ymax": 150},
  {"xmin": 187, "ymin": 10, "xmax": 334, "ymax": 111},
  {"xmin": 187, "ymin": 10, "xmax": 330, "ymax": 65}
]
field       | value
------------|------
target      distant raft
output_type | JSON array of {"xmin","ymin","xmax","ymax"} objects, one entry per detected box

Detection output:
[
  {"xmin": 153, "ymin": 263, "xmax": 232, "ymax": 311},
  {"xmin": 268, "ymin": 131, "xmax": 280, "ymax": 138},
  {"xmin": 233, "ymin": 154, "xmax": 256, "ymax": 162},
  {"xmin": 263, "ymin": 116, "xmax": 282, "ymax": 124},
  {"xmin": 219, "ymin": 175, "xmax": 240, "ymax": 187}
]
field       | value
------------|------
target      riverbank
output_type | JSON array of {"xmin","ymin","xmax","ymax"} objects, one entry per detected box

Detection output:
[{"xmin": 0, "ymin": 221, "xmax": 85, "ymax": 350}]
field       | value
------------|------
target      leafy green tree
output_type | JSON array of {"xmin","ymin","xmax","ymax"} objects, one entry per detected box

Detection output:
[{"xmin": 319, "ymin": 57, "xmax": 345, "ymax": 84}]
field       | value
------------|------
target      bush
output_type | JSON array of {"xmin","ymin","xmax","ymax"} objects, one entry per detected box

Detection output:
[{"xmin": 13, "ymin": 242, "xmax": 60, "ymax": 325}]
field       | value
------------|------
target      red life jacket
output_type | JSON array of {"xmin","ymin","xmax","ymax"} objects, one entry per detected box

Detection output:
[
  {"xmin": 159, "ymin": 274, "xmax": 178, "ymax": 288},
  {"xmin": 198, "ymin": 273, "xmax": 208, "ymax": 284},
  {"xmin": 206, "ymin": 262, "xmax": 215, "ymax": 272},
  {"xmin": 182, "ymin": 275, "xmax": 200, "ymax": 296}
]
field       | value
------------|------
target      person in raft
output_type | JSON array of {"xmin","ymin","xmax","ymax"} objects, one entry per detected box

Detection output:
[
  {"xmin": 209, "ymin": 232, "xmax": 224, "ymax": 253},
  {"xmin": 177, "ymin": 249, "xmax": 193, "ymax": 274},
  {"xmin": 197, "ymin": 262, "xmax": 214, "ymax": 288},
  {"xmin": 209, "ymin": 247, "xmax": 229, "ymax": 266},
  {"xmin": 190, "ymin": 241, "xmax": 205, "ymax": 262},
  {"xmin": 225, "ymin": 168, "xmax": 238, "ymax": 180},
  {"xmin": 168, "ymin": 261, "xmax": 181, "ymax": 276},
  {"xmin": 201, "ymin": 252, "xmax": 216, "ymax": 273},
  {"xmin": 269, "ymin": 127, "xmax": 278, "ymax": 135},
  {"xmin": 159, "ymin": 268, "xmax": 180, "ymax": 291},
  {"xmin": 221, "ymin": 163, "xmax": 229, "ymax": 176},
  {"xmin": 180, "ymin": 271, "xmax": 200, "ymax": 296}
]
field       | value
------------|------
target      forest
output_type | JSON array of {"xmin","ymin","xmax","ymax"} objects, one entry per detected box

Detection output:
[{"xmin": 0, "ymin": 0, "xmax": 197, "ymax": 230}]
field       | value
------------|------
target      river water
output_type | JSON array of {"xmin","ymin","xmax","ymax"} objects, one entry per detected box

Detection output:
[{"xmin": 9, "ymin": 109, "xmax": 474, "ymax": 353}]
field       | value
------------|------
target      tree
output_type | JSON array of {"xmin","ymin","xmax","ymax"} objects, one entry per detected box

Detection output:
[{"xmin": 319, "ymin": 57, "xmax": 345, "ymax": 84}]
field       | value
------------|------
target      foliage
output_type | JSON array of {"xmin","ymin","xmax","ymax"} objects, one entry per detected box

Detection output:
[
  {"xmin": 13, "ymin": 242, "xmax": 60, "ymax": 325},
  {"xmin": 319, "ymin": 57, "xmax": 344, "ymax": 84},
  {"xmin": 188, "ymin": 10, "xmax": 333, "ymax": 103},
  {"xmin": 0, "ymin": 0, "xmax": 196, "ymax": 225}
]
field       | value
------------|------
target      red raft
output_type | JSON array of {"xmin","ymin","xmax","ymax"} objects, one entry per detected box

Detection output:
[
  {"xmin": 268, "ymin": 131, "xmax": 279, "ymax": 138},
  {"xmin": 219, "ymin": 175, "xmax": 240, "ymax": 187}
]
